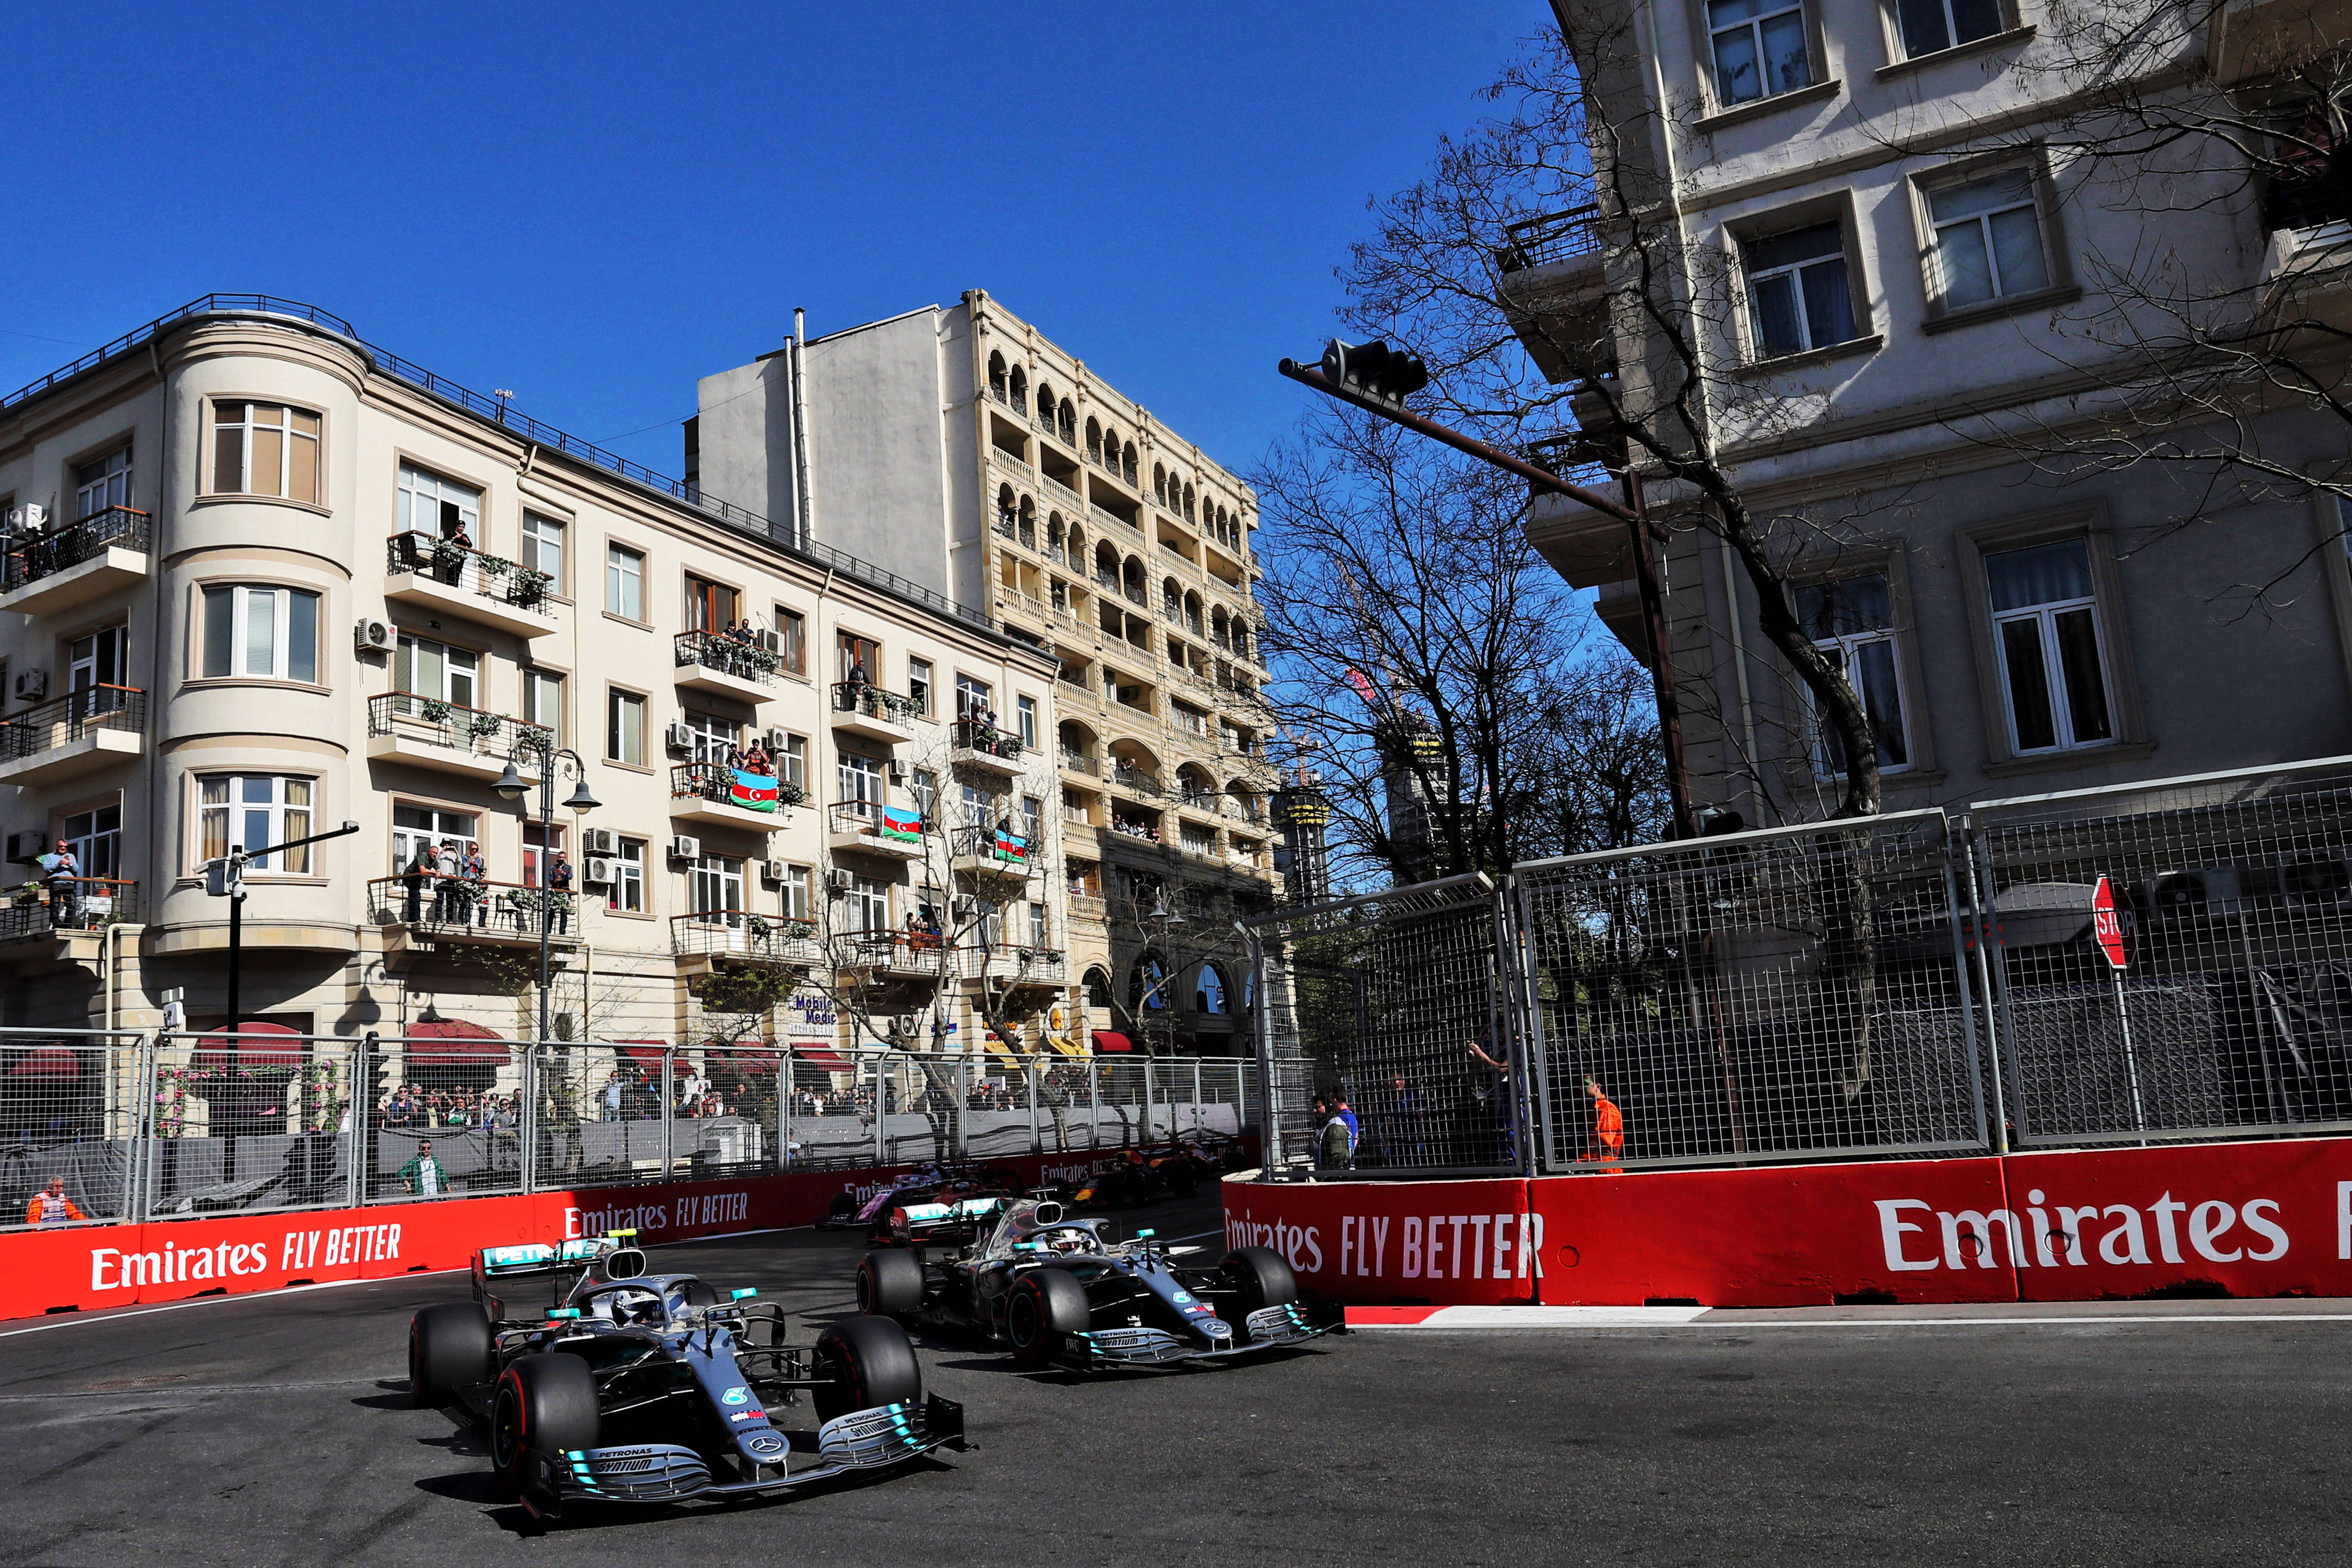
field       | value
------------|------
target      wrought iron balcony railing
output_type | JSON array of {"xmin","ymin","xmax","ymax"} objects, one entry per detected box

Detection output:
[
  {"xmin": 950, "ymin": 720, "xmax": 1023, "ymax": 763},
  {"xmin": 0, "ymin": 877, "xmax": 138, "ymax": 942},
  {"xmin": 367, "ymin": 876, "xmax": 578, "ymax": 940},
  {"xmin": 1496, "ymin": 203, "xmax": 1602, "ymax": 273},
  {"xmin": 676, "ymin": 630, "xmax": 779, "ymax": 686},
  {"xmin": 0, "ymin": 685, "xmax": 145, "ymax": 762},
  {"xmin": 368, "ymin": 693, "xmax": 550, "ymax": 761},
  {"xmin": 672, "ymin": 760, "xmax": 807, "ymax": 813},
  {"xmin": 1, "ymin": 506, "xmax": 150, "ymax": 594},
  {"xmin": 387, "ymin": 532, "xmax": 553, "ymax": 611},
  {"xmin": 832, "ymin": 681, "xmax": 923, "ymax": 724},
  {"xmin": 671, "ymin": 910, "xmax": 821, "ymax": 965}
]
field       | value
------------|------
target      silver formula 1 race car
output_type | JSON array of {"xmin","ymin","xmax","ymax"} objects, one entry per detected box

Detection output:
[
  {"xmin": 854, "ymin": 1198, "xmax": 1345, "ymax": 1369},
  {"xmin": 407, "ymin": 1233, "xmax": 965, "ymax": 1517}
]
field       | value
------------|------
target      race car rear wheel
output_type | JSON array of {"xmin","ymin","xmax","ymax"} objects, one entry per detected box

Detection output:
[
  {"xmin": 1005, "ymin": 1268, "xmax": 1090, "ymax": 1368},
  {"xmin": 491, "ymin": 1353, "xmax": 601, "ymax": 1497},
  {"xmin": 1221, "ymin": 1246, "xmax": 1299, "ymax": 1323},
  {"xmin": 857, "ymin": 1247, "xmax": 926, "ymax": 1319},
  {"xmin": 812, "ymin": 1314, "xmax": 922, "ymax": 1421},
  {"xmin": 408, "ymin": 1302, "xmax": 493, "ymax": 1408}
]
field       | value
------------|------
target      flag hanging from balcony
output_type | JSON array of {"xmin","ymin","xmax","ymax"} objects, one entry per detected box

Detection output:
[
  {"xmin": 731, "ymin": 769, "xmax": 781, "ymax": 812},
  {"xmin": 880, "ymin": 806, "xmax": 923, "ymax": 843},
  {"xmin": 994, "ymin": 829, "xmax": 1029, "ymax": 862}
]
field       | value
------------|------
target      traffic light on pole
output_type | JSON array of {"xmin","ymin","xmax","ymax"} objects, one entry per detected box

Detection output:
[{"xmin": 1318, "ymin": 339, "xmax": 1429, "ymax": 408}]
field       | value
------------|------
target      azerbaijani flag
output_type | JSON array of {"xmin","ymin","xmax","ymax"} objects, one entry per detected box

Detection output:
[
  {"xmin": 994, "ymin": 829, "xmax": 1029, "ymax": 862},
  {"xmin": 880, "ymin": 806, "xmax": 923, "ymax": 842},
  {"xmin": 731, "ymin": 769, "xmax": 781, "ymax": 812}
]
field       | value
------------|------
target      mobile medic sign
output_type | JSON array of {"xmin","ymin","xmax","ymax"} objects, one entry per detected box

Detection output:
[{"xmin": 2093, "ymin": 875, "xmax": 2129, "ymax": 970}]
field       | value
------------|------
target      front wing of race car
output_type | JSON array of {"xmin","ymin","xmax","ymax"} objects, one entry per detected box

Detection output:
[
  {"xmin": 1067, "ymin": 1297, "xmax": 1348, "ymax": 1367},
  {"xmin": 524, "ymin": 1394, "xmax": 965, "ymax": 1513}
]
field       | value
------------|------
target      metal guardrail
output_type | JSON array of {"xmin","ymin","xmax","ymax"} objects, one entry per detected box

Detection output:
[
  {"xmin": 1, "ymin": 505, "xmax": 150, "ymax": 594},
  {"xmin": 671, "ymin": 760, "xmax": 808, "ymax": 812},
  {"xmin": 367, "ymin": 876, "xmax": 579, "ymax": 940},
  {"xmin": 387, "ymin": 531, "xmax": 552, "ymax": 610},
  {"xmin": 0, "ymin": 878, "xmax": 138, "ymax": 942},
  {"xmin": 828, "ymin": 799, "xmax": 928, "ymax": 848},
  {"xmin": 950, "ymin": 719, "xmax": 1024, "ymax": 764},
  {"xmin": 669, "ymin": 910, "xmax": 822, "ymax": 965},
  {"xmin": 675, "ymin": 629, "xmax": 779, "ymax": 686},
  {"xmin": 829, "ymin": 928, "xmax": 950, "ymax": 977},
  {"xmin": 1497, "ymin": 203, "xmax": 1603, "ymax": 273},
  {"xmin": 0, "ymin": 684, "xmax": 145, "ymax": 762},
  {"xmin": 0, "ymin": 294, "xmax": 994, "ymax": 633},
  {"xmin": 368, "ymin": 692, "xmax": 550, "ymax": 762},
  {"xmin": 833, "ymin": 681, "xmax": 923, "ymax": 726}
]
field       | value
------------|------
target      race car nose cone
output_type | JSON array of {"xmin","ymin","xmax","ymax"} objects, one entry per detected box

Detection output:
[{"xmin": 1200, "ymin": 1319, "xmax": 1232, "ymax": 1338}]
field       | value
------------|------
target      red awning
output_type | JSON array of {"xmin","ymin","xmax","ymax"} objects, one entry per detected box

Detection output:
[
  {"xmin": 406, "ymin": 1020, "xmax": 510, "ymax": 1063},
  {"xmin": 613, "ymin": 1041, "xmax": 668, "ymax": 1064},
  {"xmin": 793, "ymin": 1047, "xmax": 853, "ymax": 1072},
  {"xmin": 1092, "ymin": 1030, "xmax": 1135, "ymax": 1054},
  {"xmin": 193, "ymin": 1020, "xmax": 305, "ymax": 1069},
  {"xmin": 8, "ymin": 1045, "xmax": 79, "ymax": 1079}
]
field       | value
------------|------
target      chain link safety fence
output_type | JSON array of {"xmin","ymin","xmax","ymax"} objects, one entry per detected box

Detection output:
[
  {"xmin": 1245, "ymin": 875, "xmax": 1528, "ymax": 1176},
  {"xmin": 1516, "ymin": 811, "xmax": 1989, "ymax": 1173},
  {"xmin": 1972, "ymin": 757, "xmax": 2352, "ymax": 1148},
  {"xmin": 0, "ymin": 1030, "xmax": 1265, "ymax": 1231}
]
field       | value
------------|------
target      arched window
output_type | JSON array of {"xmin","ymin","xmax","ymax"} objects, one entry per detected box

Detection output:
[
  {"xmin": 1132, "ymin": 953, "xmax": 1170, "ymax": 1012},
  {"xmin": 1047, "ymin": 512, "xmax": 1064, "ymax": 551},
  {"xmin": 1085, "ymin": 417, "xmax": 1103, "ymax": 462},
  {"xmin": 1230, "ymin": 623, "xmax": 1249, "ymax": 660},
  {"xmin": 1083, "ymin": 965, "xmax": 1115, "ymax": 1009},
  {"xmin": 1036, "ymin": 380, "xmax": 1057, "ymax": 426},
  {"xmin": 1184, "ymin": 591, "xmax": 1203, "ymax": 635},
  {"xmin": 1067, "ymin": 524, "xmax": 1084, "ymax": 559},
  {"xmin": 997, "ymin": 483, "xmax": 1017, "ymax": 526},
  {"xmin": 1161, "ymin": 578, "xmax": 1182, "ymax": 614},
  {"xmin": 1058, "ymin": 400, "xmax": 1077, "ymax": 444},
  {"xmin": 988, "ymin": 352, "xmax": 1007, "ymax": 396},
  {"xmin": 1008, "ymin": 367, "xmax": 1027, "ymax": 413},
  {"xmin": 1153, "ymin": 464, "xmax": 1167, "ymax": 503},
  {"xmin": 1095, "ymin": 541, "xmax": 1118, "ymax": 581},
  {"xmin": 1123, "ymin": 557, "xmax": 1145, "ymax": 598},
  {"xmin": 1194, "ymin": 963, "xmax": 1228, "ymax": 1015},
  {"xmin": 1121, "ymin": 442, "xmax": 1139, "ymax": 486},
  {"xmin": 1017, "ymin": 495, "xmax": 1036, "ymax": 549},
  {"xmin": 1182, "ymin": 482, "xmax": 1197, "ymax": 521}
]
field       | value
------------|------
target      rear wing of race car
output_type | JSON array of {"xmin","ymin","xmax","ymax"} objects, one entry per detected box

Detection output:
[
  {"xmin": 885, "ymin": 1197, "xmax": 1008, "ymax": 1243},
  {"xmin": 471, "ymin": 1231, "xmax": 645, "ymax": 1308}
]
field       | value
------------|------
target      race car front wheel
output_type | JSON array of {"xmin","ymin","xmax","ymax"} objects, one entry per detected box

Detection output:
[
  {"xmin": 857, "ymin": 1248, "xmax": 925, "ymax": 1319},
  {"xmin": 1005, "ymin": 1269, "xmax": 1089, "ymax": 1368},
  {"xmin": 491, "ymin": 1353, "xmax": 601, "ymax": 1497},
  {"xmin": 409, "ymin": 1302, "xmax": 493, "ymax": 1408},
  {"xmin": 1221, "ymin": 1246, "xmax": 1299, "ymax": 1338},
  {"xmin": 813, "ymin": 1314, "xmax": 922, "ymax": 1421}
]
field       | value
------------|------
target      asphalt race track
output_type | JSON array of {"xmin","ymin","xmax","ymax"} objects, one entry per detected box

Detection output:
[{"xmin": 3, "ymin": 1188, "xmax": 2349, "ymax": 1568}]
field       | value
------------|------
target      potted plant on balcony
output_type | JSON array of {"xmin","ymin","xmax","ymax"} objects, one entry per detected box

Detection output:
[
  {"xmin": 419, "ymin": 698, "xmax": 453, "ymax": 726},
  {"xmin": 429, "ymin": 536, "xmax": 470, "ymax": 581},
  {"xmin": 466, "ymin": 709, "xmax": 505, "ymax": 747},
  {"xmin": 508, "ymin": 567, "xmax": 551, "ymax": 609}
]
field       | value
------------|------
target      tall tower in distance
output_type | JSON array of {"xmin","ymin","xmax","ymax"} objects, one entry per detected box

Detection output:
[{"xmin": 1271, "ymin": 761, "xmax": 1332, "ymax": 906}]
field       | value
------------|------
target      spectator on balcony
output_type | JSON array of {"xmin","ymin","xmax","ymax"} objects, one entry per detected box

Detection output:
[
  {"xmin": 462, "ymin": 841, "xmax": 489, "ymax": 925},
  {"xmin": 39, "ymin": 840, "xmax": 83, "ymax": 930},
  {"xmin": 544, "ymin": 851, "xmax": 574, "ymax": 934},
  {"xmin": 401, "ymin": 843, "xmax": 433, "ymax": 924},
  {"xmin": 738, "ymin": 741, "xmax": 772, "ymax": 778},
  {"xmin": 431, "ymin": 839, "xmax": 463, "ymax": 923}
]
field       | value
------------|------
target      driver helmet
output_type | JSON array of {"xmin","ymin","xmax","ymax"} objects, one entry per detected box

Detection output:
[
  {"xmin": 1043, "ymin": 1226, "xmax": 1090, "ymax": 1255},
  {"xmin": 612, "ymin": 1287, "xmax": 666, "ymax": 1326}
]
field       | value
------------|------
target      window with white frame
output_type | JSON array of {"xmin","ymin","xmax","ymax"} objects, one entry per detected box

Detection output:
[
  {"xmin": 911, "ymin": 767, "xmax": 938, "ymax": 823},
  {"xmin": 1928, "ymin": 168, "xmax": 2050, "ymax": 311},
  {"xmin": 607, "ymin": 687, "xmax": 647, "ymax": 765},
  {"xmin": 1986, "ymin": 538, "xmax": 2114, "ymax": 754},
  {"xmin": 523, "ymin": 669, "xmax": 564, "ymax": 744},
  {"xmin": 1707, "ymin": 0, "xmax": 1810, "ymax": 106},
  {"xmin": 392, "ymin": 804, "xmax": 477, "ymax": 876},
  {"xmin": 523, "ymin": 823, "xmax": 564, "ymax": 888},
  {"xmin": 1022, "ymin": 794, "xmax": 1043, "ymax": 842},
  {"xmin": 199, "ymin": 774, "xmax": 315, "ymax": 872},
  {"xmin": 606, "ymin": 542, "xmax": 645, "ymax": 620},
  {"xmin": 782, "ymin": 864, "xmax": 812, "ymax": 921},
  {"xmin": 1896, "ymin": 0, "xmax": 2004, "ymax": 58},
  {"xmin": 776, "ymin": 732, "xmax": 807, "ymax": 790},
  {"xmin": 1016, "ymin": 694, "xmax": 1038, "ymax": 747},
  {"xmin": 847, "ymin": 876, "xmax": 889, "ymax": 933},
  {"xmin": 74, "ymin": 446, "xmax": 132, "ymax": 518},
  {"xmin": 394, "ymin": 632, "xmax": 478, "ymax": 710},
  {"xmin": 908, "ymin": 656, "xmax": 933, "ymax": 714},
  {"xmin": 1795, "ymin": 574, "xmax": 1911, "ymax": 775},
  {"xmin": 690, "ymin": 853, "xmax": 744, "ymax": 919},
  {"xmin": 838, "ymin": 753, "xmax": 883, "ymax": 813},
  {"xmin": 1027, "ymin": 900, "xmax": 1049, "ymax": 949},
  {"xmin": 212, "ymin": 403, "xmax": 321, "ymax": 503},
  {"xmin": 682, "ymin": 710, "xmax": 736, "ymax": 764},
  {"xmin": 776, "ymin": 606, "xmax": 807, "ymax": 675},
  {"xmin": 521, "ymin": 513, "xmax": 565, "ymax": 587},
  {"xmin": 962, "ymin": 783, "xmax": 995, "ymax": 829},
  {"xmin": 201, "ymin": 585, "xmax": 320, "ymax": 682},
  {"xmin": 608, "ymin": 837, "xmax": 646, "ymax": 913},
  {"xmin": 956, "ymin": 674, "xmax": 992, "ymax": 721},
  {"xmin": 396, "ymin": 463, "xmax": 478, "ymax": 544},
  {"xmin": 64, "ymin": 802, "xmax": 121, "ymax": 882},
  {"xmin": 1744, "ymin": 222, "xmax": 1855, "ymax": 359}
]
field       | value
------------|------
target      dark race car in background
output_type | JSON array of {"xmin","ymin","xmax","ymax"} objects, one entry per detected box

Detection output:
[
  {"xmin": 818, "ymin": 1161, "xmax": 1030, "ymax": 1243},
  {"xmin": 407, "ymin": 1233, "xmax": 964, "ymax": 1517},
  {"xmin": 856, "ymin": 1198, "xmax": 1344, "ymax": 1370}
]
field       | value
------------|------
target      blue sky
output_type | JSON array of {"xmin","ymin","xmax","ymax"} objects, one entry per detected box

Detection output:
[{"xmin": 0, "ymin": 1, "xmax": 1534, "ymax": 485}]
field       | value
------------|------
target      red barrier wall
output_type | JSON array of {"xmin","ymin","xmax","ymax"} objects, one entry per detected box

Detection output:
[
  {"xmin": 1224, "ymin": 1136, "xmax": 2352, "ymax": 1308},
  {"xmin": 1, "ymin": 1147, "xmax": 1151, "ymax": 1320}
]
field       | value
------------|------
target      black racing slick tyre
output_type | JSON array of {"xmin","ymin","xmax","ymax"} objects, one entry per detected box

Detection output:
[
  {"xmin": 490, "ymin": 1353, "xmax": 601, "ymax": 1497},
  {"xmin": 1221, "ymin": 1246, "xmax": 1299, "ymax": 1321},
  {"xmin": 408, "ymin": 1302, "xmax": 493, "ymax": 1408},
  {"xmin": 1005, "ymin": 1268, "xmax": 1090, "ymax": 1369},
  {"xmin": 813, "ymin": 1314, "xmax": 923, "ymax": 1422},
  {"xmin": 857, "ymin": 1247, "xmax": 925, "ymax": 1320}
]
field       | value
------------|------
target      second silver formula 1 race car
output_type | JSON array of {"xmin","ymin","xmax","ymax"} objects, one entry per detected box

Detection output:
[
  {"xmin": 407, "ymin": 1233, "xmax": 965, "ymax": 1517},
  {"xmin": 854, "ymin": 1198, "xmax": 1345, "ymax": 1369}
]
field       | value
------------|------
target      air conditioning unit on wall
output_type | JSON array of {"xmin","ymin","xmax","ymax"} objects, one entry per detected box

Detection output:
[
  {"xmin": 664, "ymin": 722, "xmax": 695, "ymax": 753},
  {"xmin": 354, "ymin": 618, "xmax": 394, "ymax": 655},
  {"xmin": 582, "ymin": 857, "xmax": 615, "ymax": 886},
  {"xmin": 825, "ymin": 868, "xmax": 854, "ymax": 893},
  {"xmin": 581, "ymin": 827, "xmax": 618, "ymax": 857},
  {"xmin": 13, "ymin": 669, "xmax": 46, "ymax": 701},
  {"xmin": 669, "ymin": 835, "xmax": 701, "ymax": 861},
  {"xmin": 761, "ymin": 859, "xmax": 787, "ymax": 882}
]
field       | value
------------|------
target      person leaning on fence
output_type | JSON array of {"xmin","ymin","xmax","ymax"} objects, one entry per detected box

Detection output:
[
  {"xmin": 398, "ymin": 1138, "xmax": 447, "ymax": 1195},
  {"xmin": 1466, "ymin": 1035, "xmax": 1516, "ymax": 1164},
  {"xmin": 1581, "ymin": 1077, "xmax": 1624, "ymax": 1173},
  {"xmin": 39, "ymin": 839, "xmax": 79, "ymax": 929},
  {"xmin": 26, "ymin": 1176, "xmax": 85, "ymax": 1226}
]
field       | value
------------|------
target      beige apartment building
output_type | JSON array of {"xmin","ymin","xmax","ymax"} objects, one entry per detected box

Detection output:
[
  {"xmin": 1513, "ymin": 0, "xmax": 2352, "ymax": 821},
  {"xmin": 0, "ymin": 296, "xmax": 1070, "ymax": 1060},
  {"xmin": 691, "ymin": 290, "xmax": 1280, "ymax": 1053}
]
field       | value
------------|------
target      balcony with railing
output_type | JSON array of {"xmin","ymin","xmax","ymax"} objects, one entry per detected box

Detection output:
[
  {"xmin": 671, "ymin": 910, "xmax": 822, "ymax": 971},
  {"xmin": 1059, "ymin": 749, "xmax": 1100, "ymax": 777},
  {"xmin": 950, "ymin": 719, "xmax": 1024, "ymax": 777},
  {"xmin": 949, "ymin": 823, "xmax": 1036, "ymax": 882},
  {"xmin": 1494, "ymin": 203, "xmax": 1602, "ymax": 275},
  {"xmin": 830, "ymin": 928, "xmax": 949, "ymax": 980},
  {"xmin": 386, "ymin": 533, "xmax": 559, "ymax": 639},
  {"xmin": 1066, "ymin": 891, "xmax": 1109, "ymax": 923},
  {"xmin": 675, "ymin": 630, "xmax": 779, "ymax": 702},
  {"xmin": 671, "ymin": 761, "xmax": 803, "ymax": 830},
  {"xmin": 990, "ymin": 444, "xmax": 1035, "ymax": 481},
  {"xmin": 0, "ymin": 877, "xmax": 138, "ymax": 948},
  {"xmin": 957, "ymin": 943, "xmax": 1067, "ymax": 985},
  {"xmin": 366, "ymin": 693, "xmax": 548, "ymax": 783},
  {"xmin": 1092, "ymin": 501, "xmax": 1142, "ymax": 536},
  {"xmin": 1111, "ymin": 763, "xmax": 1164, "ymax": 799},
  {"xmin": 1043, "ymin": 473, "xmax": 1086, "ymax": 511},
  {"xmin": 0, "ymin": 506, "xmax": 150, "ymax": 616},
  {"xmin": 366, "ymin": 876, "xmax": 582, "ymax": 956},
  {"xmin": 828, "ymin": 800, "xmax": 930, "ymax": 861},
  {"xmin": 831, "ymin": 680, "xmax": 921, "ymax": 744},
  {"xmin": 0, "ymin": 685, "xmax": 146, "ymax": 786}
]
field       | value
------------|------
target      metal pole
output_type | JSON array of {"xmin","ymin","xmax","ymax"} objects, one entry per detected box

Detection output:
[
  {"xmin": 779, "ymin": 1049, "xmax": 793, "ymax": 1172},
  {"xmin": 2113, "ymin": 968, "xmax": 2147, "ymax": 1143},
  {"xmin": 872, "ymin": 1052, "xmax": 886, "ymax": 1167},
  {"xmin": 661, "ymin": 1049, "xmax": 675, "ymax": 1177},
  {"xmin": 537, "ymin": 774, "xmax": 553, "ymax": 1047},
  {"xmin": 1026, "ymin": 1056, "xmax": 1041, "ymax": 1155},
  {"xmin": 1622, "ymin": 471, "xmax": 1696, "ymax": 840},
  {"xmin": 226, "ymin": 879, "xmax": 243, "ymax": 1037},
  {"xmin": 519, "ymin": 1044, "xmax": 538, "ymax": 1194}
]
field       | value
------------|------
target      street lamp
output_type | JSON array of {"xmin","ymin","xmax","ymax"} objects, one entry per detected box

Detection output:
[
  {"xmin": 1141, "ymin": 893, "xmax": 1188, "ymax": 1057},
  {"xmin": 493, "ymin": 748, "xmax": 599, "ymax": 1044}
]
